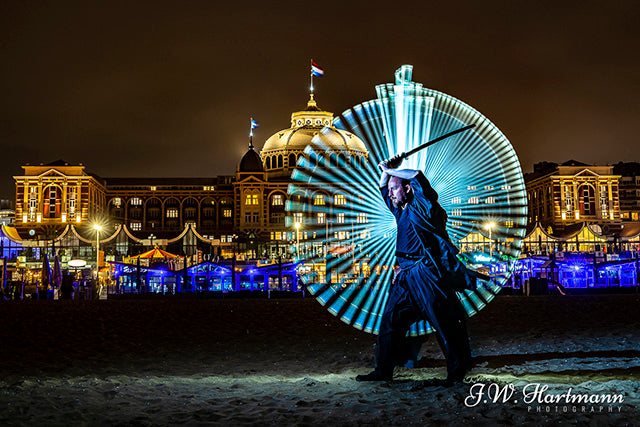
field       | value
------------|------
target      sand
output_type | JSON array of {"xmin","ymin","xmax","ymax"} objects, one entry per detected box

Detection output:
[{"xmin": 0, "ymin": 294, "xmax": 638, "ymax": 425}]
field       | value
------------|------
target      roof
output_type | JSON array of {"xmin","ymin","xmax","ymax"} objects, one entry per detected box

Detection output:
[
  {"xmin": 620, "ymin": 222, "xmax": 640, "ymax": 238},
  {"xmin": 133, "ymin": 247, "xmax": 179, "ymax": 259},
  {"xmin": 105, "ymin": 177, "xmax": 233, "ymax": 187},
  {"xmin": 238, "ymin": 146, "xmax": 264, "ymax": 173}
]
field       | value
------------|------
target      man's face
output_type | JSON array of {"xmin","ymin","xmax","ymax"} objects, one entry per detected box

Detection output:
[{"xmin": 388, "ymin": 177, "xmax": 411, "ymax": 208}]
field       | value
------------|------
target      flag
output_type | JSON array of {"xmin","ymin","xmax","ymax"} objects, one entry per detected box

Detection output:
[
  {"xmin": 311, "ymin": 62, "xmax": 324, "ymax": 77},
  {"xmin": 251, "ymin": 119, "xmax": 259, "ymax": 129}
]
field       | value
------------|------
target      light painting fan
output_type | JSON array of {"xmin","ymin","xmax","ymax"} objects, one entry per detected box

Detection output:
[{"xmin": 287, "ymin": 65, "xmax": 528, "ymax": 336}]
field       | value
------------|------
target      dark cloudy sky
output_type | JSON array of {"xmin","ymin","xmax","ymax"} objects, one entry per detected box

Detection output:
[{"xmin": 1, "ymin": 1, "xmax": 638, "ymax": 199}]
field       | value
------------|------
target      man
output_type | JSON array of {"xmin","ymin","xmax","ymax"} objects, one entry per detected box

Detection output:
[{"xmin": 356, "ymin": 156, "xmax": 479, "ymax": 385}]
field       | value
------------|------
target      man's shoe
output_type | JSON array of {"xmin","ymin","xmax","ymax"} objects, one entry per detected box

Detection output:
[{"xmin": 355, "ymin": 370, "xmax": 392, "ymax": 382}]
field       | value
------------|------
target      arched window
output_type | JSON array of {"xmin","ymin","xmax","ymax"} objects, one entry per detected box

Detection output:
[
  {"xmin": 278, "ymin": 155, "xmax": 283, "ymax": 168},
  {"xmin": 289, "ymin": 153, "xmax": 296, "ymax": 168},
  {"xmin": 266, "ymin": 156, "xmax": 271, "ymax": 169},
  {"xmin": 43, "ymin": 185, "xmax": 61, "ymax": 218}
]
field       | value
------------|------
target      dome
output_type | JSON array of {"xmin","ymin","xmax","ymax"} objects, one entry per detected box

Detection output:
[
  {"xmin": 261, "ymin": 95, "xmax": 368, "ymax": 156},
  {"xmin": 238, "ymin": 145, "xmax": 264, "ymax": 172}
]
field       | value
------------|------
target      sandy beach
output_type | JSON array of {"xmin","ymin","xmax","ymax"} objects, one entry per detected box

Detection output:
[{"xmin": 1, "ymin": 294, "xmax": 639, "ymax": 425}]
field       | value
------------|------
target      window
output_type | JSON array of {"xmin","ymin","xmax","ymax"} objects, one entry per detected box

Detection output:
[
  {"xmin": 317, "ymin": 212, "xmax": 325, "ymax": 224},
  {"xmin": 203, "ymin": 186, "xmax": 214, "ymax": 191},
  {"xmin": 467, "ymin": 185, "xmax": 476, "ymax": 190},
  {"xmin": 271, "ymin": 194, "xmax": 283, "ymax": 206},
  {"xmin": 501, "ymin": 185, "xmax": 512, "ymax": 190},
  {"xmin": 131, "ymin": 197, "xmax": 142, "ymax": 206},
  {"xmin": 131, "ymin": 222, "xmax": 142, "ymax": 231},
  {"xmin": 451, "ymin": 197, "xmax": 461, "ymax": 204},
  {"xmin": 335, "ymin": 194, "xmax": 346, "ymax": 205},
  {"xmin": 337, "ymin": 213, "xmax": 345, "ymax": 223},
  {"xmin": 67, "ymin": 187, "xmax": 76, "ymax": 218},
  {"xmin": 245, "ymin": 194, "xmax": 259, "ymax": 205},
  {"xmin": 47, "ymin": 187, "xmax": 57, "ymax": 218},
  {"xmin": 112, "ymin": 197, "xmax": 121, "ymax": 208},
  {"xmin": 600, "ymin": 187, "xmax": 609, "ymax": 219},
  {"xmin": 293, "ymin": 212, "xmax": 303, "ymax": 224},
  {"xmin": 313, "ymin": 194, "xmax": 325, "ymax": 205},
  {"xmin": 167, "ymin": 209, "xmax": 178, "ymax": 218},
  {"xmin": 223, "ymin": 209, "xmax": 232, "ymax": 218},
  {"xmin": 452, "ymin": 209, "xmax": 462, "ymax": 216},
  {"xmin": 468, "ymin": 197, "xmax": 479, "ymax": 204},
  {"xmin": 28, "ymin": 187, "xmax": 37, "ymax": 222},
  {"xmin": 485, "ymin": 197, "xmax": 495, "ymax": 204},
  {"xmin": 150, "ymin": 186, "xmax": 157, "ymax": 191},
  {"xmin": 356, "ymin": 213, "xmax": 368, "ymax": 224},
  {"xmin": 484, "ymin": 185, "xmax": 494, "ymax": 190},
  {"xmin": 245, "ymin": 212, "xmax": 259, "ymax": 223}
]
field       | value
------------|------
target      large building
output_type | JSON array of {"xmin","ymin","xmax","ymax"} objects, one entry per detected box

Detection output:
[
  {"xmin": 9, "ymin": 95, "xmax": 368, "ymax": 262},
  {"xmin": 525, "ymin": 160, "xmax": 621, "ymax": 232}
]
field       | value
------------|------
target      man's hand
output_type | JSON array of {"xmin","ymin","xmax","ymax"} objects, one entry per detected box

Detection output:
[{"xmin": 378, "ymin": 154, "xmax": 404, "ymax": 171}]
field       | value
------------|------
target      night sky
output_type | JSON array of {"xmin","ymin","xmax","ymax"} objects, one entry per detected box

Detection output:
[{"xmin": 1, "ymin": 1, "xmax": 638, "ymax": 200}]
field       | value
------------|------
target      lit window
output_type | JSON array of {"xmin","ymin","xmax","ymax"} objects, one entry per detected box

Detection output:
[
  {"xmin": 501, "ymin": 185, "xmax": 512, "ymax": 190},
  {"xmin": 337, "ymin": 213, "xmax": 345, "ymax": 223},
  {"xmin": 223, "ymin": 209, "xmax": 232, "ymax": 218},
  {"xmin": 484, "ymin": 185, "xmax": 494, "ymax": 190},
  {"xmin": 131, "ymin": 197, "xmax": 142, "ymax": 206},
  {"xmin": 131, "ymin": 222, "xmax": 142, "ymax": 231},
  {"xmin": 452, "ymin": 209, "xmax": 462, "ymax": 216},
  {"xmin": 203, "ymin": 186, "xmax": 214, "ymax": 191},
  {"xmin": 167, "ymin": 209, "xmax": 178, "ymax": 218},
  {"xmin": 314, "ymin": 194, "xmax": 325, "ymax": 205},
  {"xmin": 468, "ymin": 197, "xmax": 479, "ymax": 204},
  {"xmin": 293, "ymin": 212, "xmax": 303, "ymax": 224},
  {"xmin": 112, "ymin": 198, "xmax": 121, "ymax": 208},
  {"xmin": 335, "ymin": 194, "xmax": 346, "ymax": 205},
  {"xmin": 451, "ymin": 197, "xmax": 461, "ymax": 204},
  {"xmin": 485, "ymin": 197, "xmax": 495, "ymax": 204},
  {"xmin": 317, "ymin": 212, "xmax": 325, "ymax": 224},
  {"xmin": 272, "ymin": 195, "xmax": 283, "ymax": 206},
  {"xmin": 467, "ymin": 185, "xmax": 476, "ymax": 190},
  {"xmin": 28, "ymin": 187, "xmax": 37, "ymax": 222},
  {"xmin": 150, "ymin": 186, "xmax": 156, "ymax": 191},
  {"xmin": 356, "ymin": 213, "xmax": 367, "ymax": 224},
  {"xmin": 245, "ymin": 194, "xmax": 259, "ymax": 205},
  {"xmin": 67, "ymin": 187, "xmax": 76, "ymax": 218}
]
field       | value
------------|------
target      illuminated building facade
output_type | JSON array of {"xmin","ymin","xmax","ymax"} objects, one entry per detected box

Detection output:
[
  {"xmin": 525, "ymin": 160, "xmax": 621, "ymax": 232},
  {"xmin": 14, "ymin": 161, "xmax": 106, "ymax": 231},
  {"xmin": 9, "ymin": 96, "xmax": 368, "ymax": 262}
]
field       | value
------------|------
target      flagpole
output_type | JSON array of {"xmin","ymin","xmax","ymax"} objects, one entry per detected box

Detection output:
[
  {"xmin": 249, "ymin": 117, "xmax": 253, "ymax": 148},
  {"xmin": 310, "ymin": 58, "xmax": 314, "ymax": 93}
]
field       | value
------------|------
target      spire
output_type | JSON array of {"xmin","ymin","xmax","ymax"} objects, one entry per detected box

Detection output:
[{"xmin": 306, "ymin": 93, "xmax": 318, "ymax": 110}]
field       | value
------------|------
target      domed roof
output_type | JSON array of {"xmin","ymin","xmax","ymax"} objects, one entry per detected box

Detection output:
[
  {"xmin": 239, "ymin": 145, "xmax": 264, "ymax": 172},
  {"xmin": 261, "ymin": 95, "xmax": 368, "ymax": 155}
]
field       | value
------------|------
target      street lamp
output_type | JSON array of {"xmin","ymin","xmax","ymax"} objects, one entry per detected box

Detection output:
[
  {"xmin": 294, "ymin": 221, "xmax": 301, "ymax": 261},
  {"xmin": 93, "ymin": 224, "xmax": 102, "ymax": 277},
  {"xmin": 484, "ymin": 221, "xmax": 496, "ymax": 257}
]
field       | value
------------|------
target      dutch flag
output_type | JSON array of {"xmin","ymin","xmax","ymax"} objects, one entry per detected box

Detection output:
[{"xmin": 311, "ymin": 62, "xmax": 324, "ymax": 77}]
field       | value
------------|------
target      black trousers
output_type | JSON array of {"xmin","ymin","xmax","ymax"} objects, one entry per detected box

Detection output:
[{"xmin": 376, "ymin": 278, "xmax": 471, "ymax": 381}]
